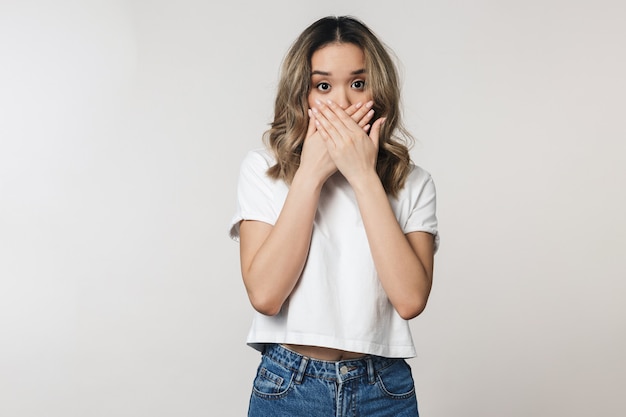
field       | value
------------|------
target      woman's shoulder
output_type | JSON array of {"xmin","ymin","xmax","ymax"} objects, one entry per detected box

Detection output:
[
  {"xmin": 391, "ymin": 161, "xmax": 436, "ymax": 201},
  {"xmin": 405, "ymin": 162, "xmax": 435, "ymax": 187},
  {"xmin": 241, "ymin": 148, "xmax": 276, "ymax": 173},
  {"xmin": 241, "ymin": 147, "xmax": 276, "ymax": 167}
]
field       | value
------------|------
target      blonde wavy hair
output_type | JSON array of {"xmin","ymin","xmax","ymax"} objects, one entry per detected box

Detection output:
[{"xmin": 265, "ymin": 16, "xmax": 413, "ymax": 197}]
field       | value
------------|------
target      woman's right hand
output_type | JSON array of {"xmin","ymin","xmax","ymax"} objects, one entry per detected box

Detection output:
[{"xmin": 299, "ymin": 101, "xmax": 376, "ymax": 184}]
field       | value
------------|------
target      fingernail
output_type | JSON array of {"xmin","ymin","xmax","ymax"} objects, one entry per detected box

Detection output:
[
  {"xmin": 326, "ymin": 99, "xmax": 333, "ymax": 105},
  {"xmin": 355, "ymin": 102, "xmax": 363, "ymax": 109},
  {"xmin": 308, "ymin": 109, "xmax": 312, "ymax": 117},
  {"xmin": 367, "ymin": 109, "xmax": 374, "ymax": 117},
  {"xmin": 366, "ymin": 100, "xmax": 374, "ymax": 109},
  {"xmin": 315, "ymin": 99, "xmax": 322, "ymax": 106},
  {"xmin": 312, "ymin": 107, "xmax": 319, "ymax": 114}
]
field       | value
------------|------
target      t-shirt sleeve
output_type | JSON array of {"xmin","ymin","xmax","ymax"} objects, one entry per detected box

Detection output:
[
  {"xmin": 229, "ymin": 150, "xmax": 278, "ymax": 241},
  {"xmin": 404, "ymin": 172, "xmax": 440, "ymax": 252}
]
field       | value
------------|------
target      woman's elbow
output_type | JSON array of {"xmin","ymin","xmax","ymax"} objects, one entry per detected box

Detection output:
[
  {"xmin": 396, "ymin": 299, "xmax": 428, "ymax": 320},
  {"xmin": 242, "ymin": 271, "xmax": 284, "ymax": 316},
  {"xmin": 247, "ymin": 292, "xmax": 283, "ymax": 316}
]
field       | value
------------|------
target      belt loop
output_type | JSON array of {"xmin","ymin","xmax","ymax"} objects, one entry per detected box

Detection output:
[
  {"xmin": 295, "ymin": 355, "xmax": 309, "ymax": 384},
  {"xmin": 366, "ymin": 357, "xmax": 375, "ymax": 385}
]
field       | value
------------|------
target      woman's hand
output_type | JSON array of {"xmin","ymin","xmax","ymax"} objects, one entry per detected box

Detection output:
[
  {"xmin": 311, "ymin": 99, "xmax": 386, "ymax": 187},
  {"xmin": 312, "ymin": 100, "xmax": 433, "ymax": 320},
  {"xmin": 300, "ymin": 101, "xmax": 376, "ymax": 185},
  {"xmin": 240, "ymin": 101, "xmax": 379, "ymax": 316}
]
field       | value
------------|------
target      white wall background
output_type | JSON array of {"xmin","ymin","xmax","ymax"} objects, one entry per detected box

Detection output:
[{"xmin": 1, "ymin": 1, "xmax": 624, "ymax": 416}]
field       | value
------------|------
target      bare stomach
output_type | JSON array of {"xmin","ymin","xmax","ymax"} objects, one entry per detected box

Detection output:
[{"xmin": 283, "ymin": 344, "xmax": 366, "ymax": 361}]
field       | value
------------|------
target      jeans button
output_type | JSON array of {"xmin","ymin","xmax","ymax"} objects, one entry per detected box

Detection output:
[{"xmin": 340, "ymin": 365, "xmax": 349, "ymax": 375}]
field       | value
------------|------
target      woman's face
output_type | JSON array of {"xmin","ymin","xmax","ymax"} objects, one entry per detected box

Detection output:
[{"xmin": 308, "ymin": 43, "xmax": 372, "ymax": 110}]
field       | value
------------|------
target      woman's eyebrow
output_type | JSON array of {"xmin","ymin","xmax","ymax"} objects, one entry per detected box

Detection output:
[{"xmin": 311, "ymin": 69, "xmax": 366, "ymax": 76}]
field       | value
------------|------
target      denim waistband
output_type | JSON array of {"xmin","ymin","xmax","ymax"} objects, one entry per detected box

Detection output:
[{"xmin": 262, "ymin": 343, "xmax": 399, "ymax": 384}]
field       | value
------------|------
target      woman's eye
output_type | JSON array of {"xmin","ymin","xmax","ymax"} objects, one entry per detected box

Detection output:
[
  {"xmin": 316, "ymin": 82, "xmax": 331, "ymax": 91},
  {"xmin": 352, "ymin": 80, "xmax": 366, "ymax": 89}
]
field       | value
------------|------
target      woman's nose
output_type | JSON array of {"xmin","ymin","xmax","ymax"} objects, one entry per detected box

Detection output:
[{"xmin": 331, "ymin": 88, "xmax": 350, "ymax": 109}]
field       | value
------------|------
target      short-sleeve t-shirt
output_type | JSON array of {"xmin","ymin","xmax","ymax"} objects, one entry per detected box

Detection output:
[{"xmin": 230, "ymin": 148, "xmax": 438, "ymax": 358}]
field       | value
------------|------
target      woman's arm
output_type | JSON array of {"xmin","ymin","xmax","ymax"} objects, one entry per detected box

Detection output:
[
  {"xmin": 239, "ymin": 103, "xmax": 375, "ymax": 316},
  {"xmin": 350, "ymin": 173, "xmax": 435, "ymax": 319},
  {"xmin": 312, "ymin": 99, "xmax": 435, "ymax": 319},
  {"xmin": 239, "ymin": 171, "xmax": 324, "ymax": 316}
]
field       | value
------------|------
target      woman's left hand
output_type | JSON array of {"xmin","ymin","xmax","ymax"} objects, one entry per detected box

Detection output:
[{"xmin": 311, "ymin": 99, "xmax": 386, "ymax": 186}]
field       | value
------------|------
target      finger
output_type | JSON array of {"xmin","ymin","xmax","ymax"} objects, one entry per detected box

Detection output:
[
  {"xmin": 312, "ymin": 106, "xmax": 341, "ymax": 145},
  {"xmin": 306, "ymin": 109, "xmax": 317, "ymax": 138},
  {"xmin": 369, "ymin": 117, "xmax": 385, "ymax": 150},
  {"xmin": 320, "ymin": 100, "xmax": 374, "ymax": 126},
  {"xmin": 358, "ymin": 109, "xmax": 375, "ymax": 129},
  {"xmin": 354, "ymin": 100, "xmax": 374, "ymax": 125},
  {"xmin": 344, "ymin": 102, "xmax": 360, "ymax": 117},
  {"xmin": 318, "ymin": 100, "xmax": 354, "ymax": 132},
  {"xmin": 343, "ymin": 100, "xmax": 374, "ymax": 127},
  {"xmin": 326, "ymin": 99, "xmax": 374, "ymax": 135},
  {"xmin": 314, "ymin": 117, "xmax": 335, "ymax": 148},
  {"xmin": 343, "ymin": 99, "xmax": 370, "ymax": 113}
]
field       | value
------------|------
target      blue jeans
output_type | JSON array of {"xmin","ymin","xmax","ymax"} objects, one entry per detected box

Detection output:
[{"xmin": 248, "ymin": 344, "xmax": 419, "ymax": 417}]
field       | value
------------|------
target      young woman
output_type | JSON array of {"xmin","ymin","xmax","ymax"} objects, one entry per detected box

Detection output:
[{"xmin": 230, "ymin": 16, "xmax": 438, "ymax": 417}]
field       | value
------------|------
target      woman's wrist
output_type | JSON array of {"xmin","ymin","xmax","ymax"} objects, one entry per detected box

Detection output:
[
  {"xmin": 348, "ymin": 169, "xmax": 383, "ymax": 195},
  {"xmin": 292, "ymin": 167, "xmax": 327, "ymax": 192}
]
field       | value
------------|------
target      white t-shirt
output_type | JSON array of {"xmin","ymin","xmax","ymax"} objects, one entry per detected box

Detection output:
[{"xmin": 229, "ymin": 148, "xmax": 438, "ymax": 358}]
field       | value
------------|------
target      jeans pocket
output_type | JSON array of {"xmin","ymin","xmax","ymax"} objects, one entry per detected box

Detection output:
[
  {"xmin": 252, "ymin": 357, "xmax": 295, "ymax": 399},
  {"xmin": 376, "ymin": 359, "xmax": 416, "ymax": 399}
]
